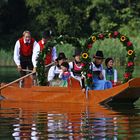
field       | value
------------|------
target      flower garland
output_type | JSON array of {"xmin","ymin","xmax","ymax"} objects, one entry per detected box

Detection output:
[
  {"xmin": 37, "ymin": 35, "xmax": 82, "ymax": 85},
  {"xmin": 37, "ymin": 31, "xmax": 135, "ymax": 86},
  {"xmin": 82, "ymin": 31, "xmax": 135, "ymax": 84}
]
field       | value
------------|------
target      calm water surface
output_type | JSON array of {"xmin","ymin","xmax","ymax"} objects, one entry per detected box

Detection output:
[{"xmin": 1, "ymin": 66, "xmax": 140, "ymax": 140}]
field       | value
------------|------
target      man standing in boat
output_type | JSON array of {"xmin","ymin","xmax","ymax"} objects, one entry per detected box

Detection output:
[
  {"xmin": 37, "ymin": 30, "xmax": 57, "ymax": 65},
  {"xmin": 13, "ymin": 30, "xmax": 40, "ymax": 87}
]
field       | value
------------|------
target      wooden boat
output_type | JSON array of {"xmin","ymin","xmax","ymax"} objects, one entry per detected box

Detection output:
[{"xmin": 1, "ymin": 77, "xmax": 140, "ymax": 105}]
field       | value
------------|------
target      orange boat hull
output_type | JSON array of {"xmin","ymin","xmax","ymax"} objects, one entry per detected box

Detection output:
[{"xmin": 1, "ymin": 78, "xmax": 140, "ymax": 105}]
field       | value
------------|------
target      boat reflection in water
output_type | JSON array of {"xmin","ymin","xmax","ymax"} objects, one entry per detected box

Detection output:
[{"xmin": 1, "ymin": 100, "xmax": 139, "ymax": 139}]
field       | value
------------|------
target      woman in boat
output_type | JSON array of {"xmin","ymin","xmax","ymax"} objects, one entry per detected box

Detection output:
[
  {"xmin": 102, "ymin": 57, "xmax": 118, "ymax": 86},
  {"xmin": 47, "ymin": 52, "xmax": 67, "ymax": 86},
  {"xmin": 69, "ymin": 49, "xmax": 85, "ymax": 91},
  {"xmin": 89, "ymin": 50, "xmax": 112, "ymax": 90},
  {"xmin": 59, "ymin": 62, "xmax": 71, "ymax": 87}
]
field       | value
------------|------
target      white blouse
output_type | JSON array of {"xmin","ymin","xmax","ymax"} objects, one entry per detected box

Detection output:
[
  {"xmin": 13, "ymin": 39, "xmax": 40, "ymax": 67},
  {"xmin": 102, "ymin": 69, "xmax": 118, "ymax": 83},
  {"xmin": 47, "ymin": 65, "xmax": 62, "ymax": 81}
]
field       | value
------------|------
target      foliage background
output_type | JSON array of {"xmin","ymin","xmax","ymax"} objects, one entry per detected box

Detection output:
[{"xmin": 1, "ymin": 0, "xmax": 140, "ymax": 66}]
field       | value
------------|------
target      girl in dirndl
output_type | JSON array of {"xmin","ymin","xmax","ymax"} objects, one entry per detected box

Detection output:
[
  {"xmin": 102, "ymin": 57, "xmax": 118, "ymax": 86},
  {"xmin": 59, "ymin": 62, "xmax": 71, "ymax": 87}
]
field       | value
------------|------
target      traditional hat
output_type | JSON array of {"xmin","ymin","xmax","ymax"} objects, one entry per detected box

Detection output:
[
  {"xmin": 73, "ymin": 49, "xmax": 81, "ymax": 57},
  {"xmin": 56, "ymin": 52, "xmax": 67, "ymax": 61},
  {"xmin": 61, "ymin": 62, "xmax": 69, "ymax": 69},
  {"xmin": 42, "ymin": 30, "xmax": 52, "ymax": 38},
  {"xmin": 93, "ymin": 50, "xmax": 105, "ymax": 59}
]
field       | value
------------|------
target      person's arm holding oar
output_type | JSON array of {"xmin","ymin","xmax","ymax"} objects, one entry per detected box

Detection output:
[
  {"xmin": 0, "ymin": 71, "xmax": 35, "ymax": 91},
  {"xmin": 13, "ymin": 31, "xmax": 40, "ymax": 87}
]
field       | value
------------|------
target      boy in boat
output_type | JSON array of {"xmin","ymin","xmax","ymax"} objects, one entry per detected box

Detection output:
[
  {"xmin": 37, "ymin": 30, "xmax": 57, "ymax": 65},
  {"xmin": 89, "ymin": 50, "xmax": 112, "ymax": 90},
  {"xmin": 13, "ymin": 31, "xmax": 40, "ymax": 87},
  {"xmin": 102, "ymin": 57, "xmax": 118, "ymax": 86},
  {"xmin": 69, "ymin": 49, "xmax": 85, "ymax": 91},
  {"xmin": 59, "ymin": 62, "xmax": 71, "ymax": 87},
  {"xmin": 47, "ymin": 52, "xmax": 67, "ymax": 86}
]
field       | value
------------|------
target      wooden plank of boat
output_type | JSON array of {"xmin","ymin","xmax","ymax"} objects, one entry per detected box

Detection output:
[
  {"xmin": 1, "ymin": 78, "xmax": 140, "ymax": 105},
  {"xmin": 100, "ymin": 78, "xmax": 140, "ymax": 105}
]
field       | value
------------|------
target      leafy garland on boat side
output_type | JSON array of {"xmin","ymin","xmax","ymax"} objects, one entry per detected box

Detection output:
[
  {"xmin": 82, "ymin": 31, "xmax": 135, "ymax": 83},
  {"xmin": 36, "ymin": 35, "xmax": 82, "ymax": 85}
]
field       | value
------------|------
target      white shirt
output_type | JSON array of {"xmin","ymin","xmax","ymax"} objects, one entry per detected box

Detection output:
[
  {"xmin": 51, "ymin": 47, "xmax": 57, "ymax": 61},
  {"xmin": 69, "ymin": 62, "xmax": 74, "ymax": 70},
  {"xmin": 38, "ymin": 40, "xmax": 57, "ymax": 62},
  {"xmin": 102, "ymin": 69, "xmax": 118, "ymax": 83},
  {"xmin": 69, "ymin": 61, "xmax": 83, "ymax": 85},
  {"xmin": 48, "ymin": 65, "xmax": 62, "ymax": 81},
  {"xmin": 90, "ymin": 62, "xmax": 103, "ymax": 71},
  {"xmin": 13, "ymin": 39, "xmax": 40, "ymax": 67}
]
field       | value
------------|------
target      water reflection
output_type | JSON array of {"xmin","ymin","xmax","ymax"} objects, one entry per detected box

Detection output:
[{"xmin": 0, "ymin": 101, "xmax": 140, "ymax": 139}]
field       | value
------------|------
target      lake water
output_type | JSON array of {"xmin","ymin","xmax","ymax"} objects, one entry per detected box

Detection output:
[{"xmin": 1, "ymin": 66, "xmax": 140, "ymax": 140}]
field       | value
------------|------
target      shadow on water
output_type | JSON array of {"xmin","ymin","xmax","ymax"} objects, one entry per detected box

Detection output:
[{"xmin": 1, "ymin": 100, "xmax": 140, "ymax": 140}]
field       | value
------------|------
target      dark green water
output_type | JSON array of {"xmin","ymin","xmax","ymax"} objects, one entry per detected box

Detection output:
[
  {"xmin": 1, "ymin": 66, "xmax": 140, "ymax": 140},
  {"xmin": 0, "ymin": 66, "xmax": 19, "ymax": 82}
]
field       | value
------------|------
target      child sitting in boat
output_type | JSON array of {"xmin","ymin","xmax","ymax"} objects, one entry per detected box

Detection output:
[
  {"xmin": 48, "ymin": 52, "xmax": 67, "ymax": 86},
  {"xmin": 102, "ymin": 57, "xmax": 118, "ymax": 86},
  {"xmin": 59, "ymin": 62, "xmax": 71, "ymax": 87},
  {"xmin": 89, "ymin": 50, "xmax": 112, "ymax": 90}
]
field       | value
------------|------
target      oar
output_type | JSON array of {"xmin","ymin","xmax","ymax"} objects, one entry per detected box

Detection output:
[
  {"xmin": 22, "ymin": 69, "xmax": 32, "ymax": 72},
  {"xmin": 0, "ymin": 62, "xmax": 55, "ymax": 91},
  {"xmin": 0, "ymin": 62, "xmax": 55, "ymax": 100},
  {"xmin": 45, "ymin": 62, "xmax": 55, "ymax": 68},
  {"xmin": 0, "ymin": 71, "xmax": 35, "ymax": 90}
]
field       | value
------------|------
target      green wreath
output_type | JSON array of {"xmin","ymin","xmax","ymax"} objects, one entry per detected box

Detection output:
[
  {"xmin": 36, "ymin": 35, "xmax": 82, "ymax": 85},
  {"xmin": 37, "ymin": 31, "xmax": 135, "ymax": 87},
  {"xmin": 81, "ymin": 31, "xmax": 135, "ymax": 85}
]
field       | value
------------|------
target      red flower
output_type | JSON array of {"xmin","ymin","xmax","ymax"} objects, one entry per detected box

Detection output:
[
  {"xmin": 87, "ymin": 73, "xmax": 92, "ymax": 78},
  {"xmin": 124, "ymin": 73, "xmax": 131, "ymax": 79},
  {"xmin": 113, "ymin": 31, "xmax": 119, "ymax": 37},
  {"xmin": 98, "ymin": 34, "xmax": 104, "ymax": 39},
  {"xmin": 127, "ymin": 41, "xmax": 132, "ymax": 47},
  {"xmin": 127, "ymin": 62, "xmax": 134, "ymax": 67},
  {"xmin": 87, "ymin": 44, "xmax": 92, "ymax": 49},
  {"xmin": 81, "ymin": 63, "xmax": 86, "ymax": 67}
]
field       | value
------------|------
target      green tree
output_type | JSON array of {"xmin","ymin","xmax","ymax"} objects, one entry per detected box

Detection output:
[
  {"xmin": 0, "ymin": 0, "xmax": 30, "ymax": 49},
  {"xmin": 25, "ymin": 0, "xmax": 92, "ymax": 36}
]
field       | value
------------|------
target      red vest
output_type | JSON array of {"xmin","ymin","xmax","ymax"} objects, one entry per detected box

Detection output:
[
  {"xmin": 19, "ymin": 37, "xmax": 35, "ymax": 56},
  {"xmin": 38, "ymin": 40, "xmax": 52, "ymax": 65},
  {"xmin": 72, "ymin": 62, "xmax": 82, "ymax": 76}
]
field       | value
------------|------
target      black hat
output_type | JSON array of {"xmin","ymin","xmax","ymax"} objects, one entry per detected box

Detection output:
[
  {"xmin": 42, "ymin": 30, "xmax": 52, "ymax": 38},
  {"xmin": 93, "ymin": 50, "xmax": 105, "ymax": 59},
  {"xmin": 105, "ymin": 57, "xmax": 114, "ymax": 66},
  {"xmin": 73, "ymin": 49, "xmax": 81, "ymax": 57},
  {"xmin": 56, "ymin": 52, "xmax": 67, "ymax": 61},
  {"xmin": 61, "ymin": 62, "xmax": 69, "ymax": 69}
]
